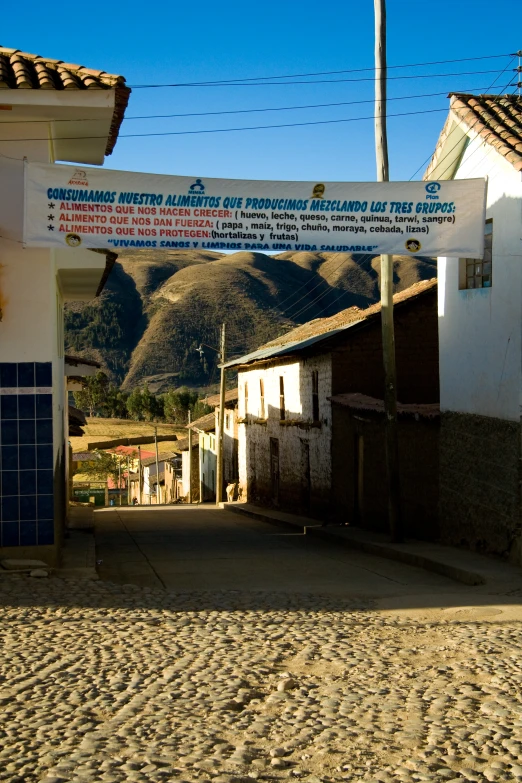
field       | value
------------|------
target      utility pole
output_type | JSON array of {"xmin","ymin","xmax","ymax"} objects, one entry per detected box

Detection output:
[
  {"xmin": 187, "ymin": 408, "xmax": 192, "ymax": 504},
  {"xmin": 375, "ymin": 0, "xmax": 402, "ymax": 542},
  {"xmin": 118, "ymin": 458, "xmax": 122, "ymax": 506},
  {"xmin": 127, "ymin": 456, "xmax": 131, "ymax": 506},
  {"xmin": 138, "ymin": 445, "xmax": 143, "ymax": 505},
  {"xmin": 154, "ymin": 425, "xmax": 161, "ymax": 505},
  {"xmin": 215, "ymin": 323, "xmax": 226, "ymax": 505}
]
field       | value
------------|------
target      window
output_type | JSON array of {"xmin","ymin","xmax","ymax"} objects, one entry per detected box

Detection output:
[
  {"xmin": 312, "ymin": 371, "xmax": 319, "ymax": 422},
  {"xmin": 279, "ymin": 376, "xmax": 285, "ymax": 420},
  {"xmin": 244, "ymin": 382, "xmax": 249, "ymax": 415},
  {"xmin": 259, "ymin": 378, "xmax": 265, "ymax": 419},
  {"xmin": 225, "ymin": 413, "xmax": 230, "ymax": 429},
  {"xmin": 459, "ymin": 219, "xmax": 493, "ymax": 290}
]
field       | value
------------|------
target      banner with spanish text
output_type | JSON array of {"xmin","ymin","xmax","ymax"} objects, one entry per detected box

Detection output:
[{"xmin": 24, "ymin": 162, "xmax": 487, "ymax": 258}]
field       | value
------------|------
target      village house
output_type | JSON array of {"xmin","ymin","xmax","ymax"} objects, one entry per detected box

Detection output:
[
  {"xmin": 0, "ymin": 47, "xmax": 129, "ymax": 563},
  {"xmin": 140, "ymin": 452, "xmax": 177, "ymax": 504},
  {"xmin": 164, "ymin": 453, "xmax": 182, "ymax": 503},
  {"xmin": 224, "ymin": 279, "xmax": 439, "ymax": 535},
  {"xmin": 426, "ymin": 93, "xmax": 522, "ymax": 563},
  {"xmin": 187, "ymin": 412, "xmax": 217, "ymax": 502},
  {"xmin": 206, "ymin": 388, "xmax": 240, "ymax": 498},
  {"xmin": 177, "ymin": 434, "xmax": 199, "ymax": 503}
]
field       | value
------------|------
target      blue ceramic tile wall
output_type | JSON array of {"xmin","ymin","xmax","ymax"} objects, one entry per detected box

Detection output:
[{"xmin": 0, "ymin": 362, "xmax": 54, "ymax": 547}]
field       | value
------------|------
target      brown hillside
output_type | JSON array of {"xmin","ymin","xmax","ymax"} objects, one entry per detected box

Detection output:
[{"xmin": 64, "ymin": 250, "xmax": 436, "ymax": 392}]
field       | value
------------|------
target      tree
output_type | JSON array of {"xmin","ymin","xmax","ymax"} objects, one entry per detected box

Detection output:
[
  {"xmin": 141, "ymin": 384, "xmax": 157, "ymax": 421},
  {"xmin": 126, "ymin": 387, "xmax": 144, "ymax": 421},
  {"xmin": 163, "ymin": 387, "xmax": 199, "ymax": 424},
  {"xmin": 105, "ymin": 385, "xmax": 129, "ymax": 419},
  {"xmin": 73, "ymin": 372, "xmax": 110, "ymax": 417},
  {"xmin": 78, "ymin": 450, "xmax": 121, "ymax": 484}
]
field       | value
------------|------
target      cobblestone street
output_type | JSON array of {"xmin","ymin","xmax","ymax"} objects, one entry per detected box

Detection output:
[{"xmin": 1, "ymin": 509, "xmax": 521, "ymax": 783}]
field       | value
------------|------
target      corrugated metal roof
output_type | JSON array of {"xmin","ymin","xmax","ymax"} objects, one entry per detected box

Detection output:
[
  {"xmin": 187, "ymin": 412, "xmax": 215, "ymax": 432},
  {"xmin": 224, "ymin": 278, "xmax": 437, "ymax": 370},
  {"xmin": 329, "ymin": 393, "xmax": 440, "ymax": 418}
]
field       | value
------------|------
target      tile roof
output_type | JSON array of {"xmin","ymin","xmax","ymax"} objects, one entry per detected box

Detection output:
[
  {"xmin": 426, "ymin": 93, "xmax": 522, "ymax": 177},
  {"xmin": 174, "ymin": 434, "xmax": 199, "ymax": 452},
  {"xmin": 65, "ymin": 354, "xmax": 101, "ymax": 368},
  {"xmin": 329, "ymin": 393, "xmax": 440, "ymax": 419},
  {"xmin": 225, "ymin": 278, "xmax": 437, "ymax": 369},
  {"xmin": 140, "ymin": 452, "xmax": 177, "ymax": 467},
  {"xmin": 187, "ymin": 412, "xmax": 216, "ymax": 432},
  {"xmin": 0, "ymin": 46, "xmax": 130, "ymax": 155},
  {"xmin": 205, "ymin": 388, "xmax": 239, "ymax": 407}
]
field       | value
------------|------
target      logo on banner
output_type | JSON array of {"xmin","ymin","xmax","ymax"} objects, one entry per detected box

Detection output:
[
  {"xmin": 65, "ymin": 233, "xmax": 82, "ymax": 248},
  {"xmin": 68, "ymin": 169, "xmax": 89, "ymax": 187},
  {"xmin": 189, "ymin": 179, "xmax": 205, "ymax": 194},
  {"xmin": 405, "ymin": 239, "xmax": 422, "ymax": 253},
  {"xmin": 425, "ymin": 182, "xmax": 441, "ymax": 201},
  {"xmin": 311, "ymin": 183, "xmax": 326, "ymax": 200}
]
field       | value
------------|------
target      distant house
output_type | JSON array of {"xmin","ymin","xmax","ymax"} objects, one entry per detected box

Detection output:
[
  {"xmin": 206, "ymin": 388, "xmax": 240, "ymax": 496},
  {"xmin": 140, "ymin": 452, "xmax": 176, "ymax": 504},
  {"xmin": 176, "ymin": 434, "xmax": 199, "ymax": 503},
  {"xmin": 164, "ymin": 453, "xmax": 182, "ymax": 503},
  {"xmin": 426, "ymin": 93, "xmax": 522, "ymax": 562},
  {"xmin": 188, "ymin": 412, "xmax": 217, "ymax": 502},
  {"xmin": 225, "ymin": 279, "xmax": 439, "ymax": 534}
]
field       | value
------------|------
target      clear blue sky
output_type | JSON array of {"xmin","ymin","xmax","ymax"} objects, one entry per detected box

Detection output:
[{"xmin": 3, "ymin": 0, "xmax": 520, "ymax": 182}]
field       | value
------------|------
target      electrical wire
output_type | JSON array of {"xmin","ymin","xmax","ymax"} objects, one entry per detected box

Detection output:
[
  {"xmin": 0, "ymin": 105, "xmax": 451, "ymax": 144},
  {"xmin": 264, "ymin": 68, "xmax": 517, "ymax": 327},
  {"xmin": 0, "ymin": 86, "xmax": 495, "ymax": 124},
  {"xmin": 128, "ymin": 53, "xmax": 513, "ymax": 87},
  {"xmin": 423, "ymin": 82, "xmax": 519, "ymax": 181},
  {"xmin": 130, "ymin": 68, "xmax": 507, "ymax": 89},
  {"xmin": 408, "ymin": 58, "xmax": 517, "ymax": 179}
]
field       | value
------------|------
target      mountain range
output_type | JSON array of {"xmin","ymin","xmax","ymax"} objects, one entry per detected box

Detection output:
[{"xmin": 64, "ymin": 249, "xmax": 437, "ymax": 393}]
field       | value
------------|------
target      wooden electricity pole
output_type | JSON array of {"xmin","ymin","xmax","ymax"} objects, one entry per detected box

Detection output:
[
  {"xmin": 127, "ymin": 456, "xmax": 131, "ymax": 506},
  {"xmin": 375, "ymin": 0, "xmax": 402, "ymax": 542},
  {"xmin": 187, "ymin": 408, "xmax": 192, "ymax": 504},
  {"xmin": 138, "ymin": 445, "xmax": 143, "ymax": 504},
  {"xmin": 215, "ymin": 323, "xmax": 226, "ymax": 505}
]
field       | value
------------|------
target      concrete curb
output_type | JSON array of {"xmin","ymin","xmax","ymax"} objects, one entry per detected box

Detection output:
[
  {"xmin": 304, "ymin": 526, "xmax": 485, "ymax": 586},
  {"xmin": 224, "ymin": 503, "xmax": 486, "ymax": 586}
]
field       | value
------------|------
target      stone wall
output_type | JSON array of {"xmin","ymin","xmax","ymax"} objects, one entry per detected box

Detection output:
[{"xmin": 440, "ymin": 412, "xmax": 522, "ymax": 563}]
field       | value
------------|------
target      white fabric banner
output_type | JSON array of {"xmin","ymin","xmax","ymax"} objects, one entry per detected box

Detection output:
[{"xmin": 24, "ymin": 162, "xmax": 487, "ymax": 257}]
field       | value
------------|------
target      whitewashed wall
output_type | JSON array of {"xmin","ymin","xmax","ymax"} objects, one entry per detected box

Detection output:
[
  {"xmin": 237, "ymin": 355, "xmax": 332, "ymax": 507},
  {"xmin": 438, "ymin": 136, "xmax": 522, "ymax": 421}
]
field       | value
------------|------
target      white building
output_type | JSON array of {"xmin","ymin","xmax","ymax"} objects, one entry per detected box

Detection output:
[
  {"xmin": 0, "ymin": 47, "xmax": 129, "ymax": 563},
  {"xmin": 188, "ymin": 412, "xmax": 217, "ymax": 502},
  {"xmin": 426, "ymin": 92, "xmax": 522, "ymax": 562}
]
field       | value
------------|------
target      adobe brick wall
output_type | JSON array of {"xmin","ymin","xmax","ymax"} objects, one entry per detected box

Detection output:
[
  {"xmin": 440, "ymin": 412, "xmax": 522, "ymax": 563},
  {"xmin": 331, "ymin": 289, "xmax": 439, "ymax": 403}
]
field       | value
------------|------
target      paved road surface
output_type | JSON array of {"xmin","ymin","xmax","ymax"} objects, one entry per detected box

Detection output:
[{"xmin": 95, "ymin": 505, "xmax": 468, "ymax": 598}]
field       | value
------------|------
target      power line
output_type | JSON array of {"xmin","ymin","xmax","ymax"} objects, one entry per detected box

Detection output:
[
  {"xmin": 422, "ymin": 80, "xmax": 518, "ymax": 182},
  {"xmin": 408, "ymin": 58, "xmax": 517, "ymax": 180},
  {"xmin": 130, "ymin": 68, "xmax": 507, "ymax": 89},
  {"xmin": 0, "ymin": 86, "xmax": 495, "ymax": 125},
  {"xmin": 0, "ymin": 105, "xmax": 451, "ymax": 144},
  {"xmin": 128, "ymin": 53, "xmax": 513, "ymax": 87}
]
